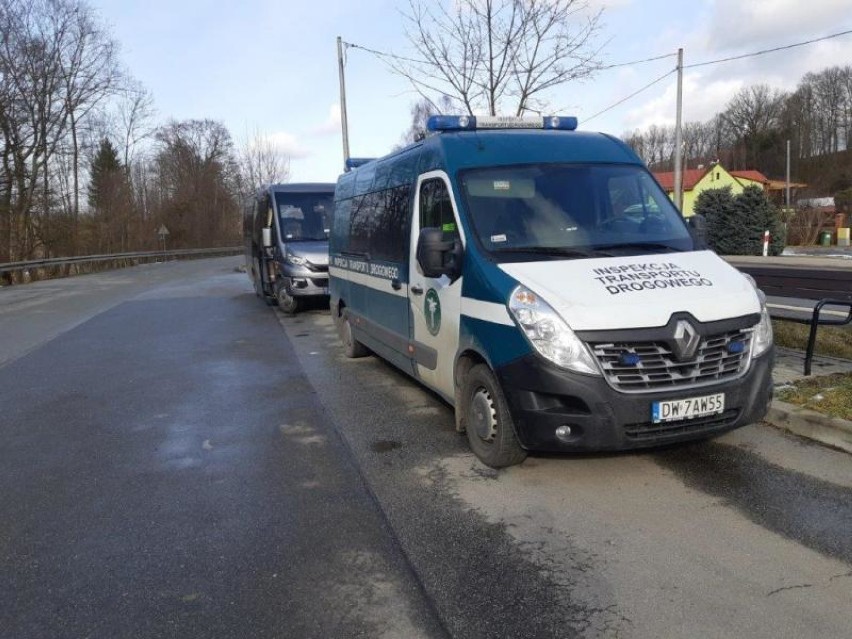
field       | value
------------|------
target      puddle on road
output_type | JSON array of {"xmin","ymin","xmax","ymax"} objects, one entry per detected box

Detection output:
[
  {"xmin": 653, "ymin": 441, "xmax": 852, "ymax": 565},
  {"xmin": 371, "ymin": 440, "xmax": 402, "ymax": 453}
]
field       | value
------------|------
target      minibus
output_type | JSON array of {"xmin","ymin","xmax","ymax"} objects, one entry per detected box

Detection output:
[{"xmin": 244, "ymin": 183, "xmax": 334, "ymax": 313}]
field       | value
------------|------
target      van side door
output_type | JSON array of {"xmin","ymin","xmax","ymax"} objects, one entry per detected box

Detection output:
[{"xmin": 409, "ymin": 172, "xmax": 465, "ymax": 400}]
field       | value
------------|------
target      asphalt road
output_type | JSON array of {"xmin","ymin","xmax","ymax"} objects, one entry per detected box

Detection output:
[
  {"xmin": 2, "ymin": 258, "xmax": 852, "ymax": 638},
  {"xmin": 0, "ymin": 259, "xmax": 446, "ymax": 639}
]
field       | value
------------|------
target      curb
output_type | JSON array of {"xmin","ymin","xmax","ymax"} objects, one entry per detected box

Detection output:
[{"xmin": 766, "ymin": 399, "xmax": 852, "ymax": 454}]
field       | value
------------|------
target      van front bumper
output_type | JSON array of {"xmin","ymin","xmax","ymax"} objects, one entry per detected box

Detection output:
[{"xmin": 495, "ymin": 349, "xmax": 774, "ymax": 452}]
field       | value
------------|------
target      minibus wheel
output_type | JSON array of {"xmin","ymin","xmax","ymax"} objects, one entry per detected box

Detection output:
[
  {"xmin": 276, "ymin": 287, "xmax": 300, "ymax": 314},
  {"xmin": 337, "ymin": 308, "xmax": 369, "ymax": 358},
  {"xmin": 461, "ymin": 364, "xmax": 527, "ymax": 468}
]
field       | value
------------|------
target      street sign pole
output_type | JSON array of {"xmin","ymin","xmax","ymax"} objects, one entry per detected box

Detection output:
[{"xmin": 156, "ymin": 224, "xmax": 170, "ymax": 260}]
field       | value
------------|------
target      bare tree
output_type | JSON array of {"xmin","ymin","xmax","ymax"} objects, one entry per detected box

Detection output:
[
  {"xmin": 115, "ymin": 81, "xmax": 156, "ymax": 171},
  {"xmin": 722, "ymin": 84, "xmax": 787, "ymax": 169},
  {"xmin": 397, "ymin": 95, "xmax": 455, "ymax": 148},
  {"xmin": 153, "ymin": 119, "xmax": 242, "ymax": 248},
  {"xmin": 395, "ymin": 0, "xmax": 603, "ymax": 116},
  {"xmin": 58, "ymin": 0, "xmax": 121, "ymax": 226},
  {"xmin": 238, "ymin": 129, "xmax": 291, "ymax": 201}
]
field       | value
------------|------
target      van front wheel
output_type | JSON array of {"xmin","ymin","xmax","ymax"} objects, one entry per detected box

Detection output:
[{"xmin": 461, "ymin": 364, "xmax": 527, "ymax": 468}]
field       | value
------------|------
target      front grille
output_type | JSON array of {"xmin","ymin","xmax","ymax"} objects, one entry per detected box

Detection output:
[
  {"xmin": 591, "ymin": 329, "xmax": 752, "ymax": 393},
  {"xmin": 308, "ymin": 262, "xmax": 329, "ymax": 273},
  {"xmin": 624, "ymin": 409, "xmax": 741, "ymax": 441},
  {"xmin": 310, "ymin": 277, "xmax": 328, "ymax": 288}
]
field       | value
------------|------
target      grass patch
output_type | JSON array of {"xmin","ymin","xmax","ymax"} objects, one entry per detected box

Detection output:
[
  {"xmin": 777, "ymin": 372, "xmax": 852, "ymax": 421},
  {"xmin": 772, "ymin": 320, "xmax": 852, "ymax": 360}
]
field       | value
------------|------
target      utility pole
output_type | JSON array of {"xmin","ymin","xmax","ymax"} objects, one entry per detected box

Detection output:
[
  {"xmin": 673, "ymin": 48, "xmax": 684, "ymax": 212},
  {"xmin": 336, "ymin": 36, "xmax": 351, "ymax": 172},
  {"xmin": 786, "ymin": 139, "xmax": 791, "ymax": 210}
]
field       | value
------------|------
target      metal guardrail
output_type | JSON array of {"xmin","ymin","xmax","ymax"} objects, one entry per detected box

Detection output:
[
  {"xmin": 769, "ymin": 298, "xmax": 852, "ymax": 376},
  {"xmin": 803, "ymin": 300, "xmax": 852, "ymax": 376},
  {"xmin": 0, "ymin": 247, "xmax": 242, "ymax": 276}
]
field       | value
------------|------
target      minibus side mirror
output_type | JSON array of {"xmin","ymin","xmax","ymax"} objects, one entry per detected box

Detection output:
[
  {"xmin": 262, "ymin": 227, "xmax": 273, "ymax": 248},
  {"xmin": 687, "ymin": 214, "xmax": 707, "ymax": 249},
  {"xmin": 417, "ymin": 227, "xmax": 462, "ymax": 280}
]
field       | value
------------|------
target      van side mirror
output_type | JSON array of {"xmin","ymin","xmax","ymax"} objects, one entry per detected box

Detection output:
[
  {"xmin": 262, "ymin": 227, "xmax": 273, "ymax": 248},
  {"xmin": 687, "ymin": 214, "xmax": 707, "ymax": 248},
  {"xmin": 417, "ymin": 227, "xmax": 462, "ymax": 279}
]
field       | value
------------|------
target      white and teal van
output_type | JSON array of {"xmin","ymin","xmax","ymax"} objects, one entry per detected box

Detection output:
[{"xmin": 329, "ymin": 115, "xmax": 774, "ymax": 468}]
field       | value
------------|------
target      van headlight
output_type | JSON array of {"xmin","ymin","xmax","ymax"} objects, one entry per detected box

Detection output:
[
  {"xmin": 741, "ymin": 273, "xmax": 773, "ymax": 357},
  {"xmin": 508, "ymin": 285, "xmax": 600, "ymax": 375},
  {"xmin": 752, "ymin": 306, "xmax": 773, "ymax": 357},
  {"xmin": 286, "ymin": 253, "xmax": 307, "ymax": 266}
]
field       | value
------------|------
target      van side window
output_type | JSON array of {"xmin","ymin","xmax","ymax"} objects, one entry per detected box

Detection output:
[
  {"xmin": 373, "ymin": 186, "xmax": 410, "ymax": 262},
  {"xmin": 335, "ymin": 186, "xmax": 410, "ymax": 262},
  {"xmin": 420, "ymin": 179, "xmax": 457, "ymax": 240}
]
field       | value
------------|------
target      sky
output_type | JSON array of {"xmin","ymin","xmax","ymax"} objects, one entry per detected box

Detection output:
[{"xmin": 95, "ymin": 0, "xmax": 852, "ymax": 182}]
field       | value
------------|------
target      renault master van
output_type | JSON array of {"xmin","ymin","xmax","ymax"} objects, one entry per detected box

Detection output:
[{"xmin": 329, "ymin": 116, "xmax": 774, "ymax": 468}]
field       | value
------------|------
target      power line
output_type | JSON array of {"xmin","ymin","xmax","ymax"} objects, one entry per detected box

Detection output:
[
  {"xmin": 342, "ymin": 40, "xmax": 432, "ymax": 67},
  {"xmin": 344, "ymin": 38, "xmax": 678, "ymax": 74},
  {"xmin": 685, "ymin": 28, "xmax": 852, "ymax": 69},
  {"xmin": 584, "ymin": 67, "xmax": 676, "ymax": 123},
  {"xmin": 599, "ymin": 52, "xmax": 677, "ymax": 71}
]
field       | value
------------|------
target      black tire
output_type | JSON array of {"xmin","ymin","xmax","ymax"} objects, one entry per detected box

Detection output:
[
  {"xmin": 276, "ymin": 286, "xmax": 300, "ymax": 314},
  {"xmin": 252, "ymin": 260, "xmax": 264, "ymax": 298},
  {"xmin": 460, "ymin": 363, "xmax": 527, "ymax": 468},
  {"xmin": 337, "ymin": 309, "xmax": 369, "ymax": 358}
]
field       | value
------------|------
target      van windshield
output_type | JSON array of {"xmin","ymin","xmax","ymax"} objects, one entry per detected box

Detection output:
[
  {"xmin": 459, "ymin": 164, "xmax": 694, "ymax": 260},
  {"xmin": 275, "ymin": 192, "xmax": 333, "ymax": 242}
]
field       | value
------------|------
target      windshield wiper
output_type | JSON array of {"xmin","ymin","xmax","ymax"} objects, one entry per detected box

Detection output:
[
  {"xmin": 591, "ymin": 242, "xmax": 684, "ymax": 254},
  {"xmin": 491, "ymin": 246, "xmax": 596, "ymax": 258}
]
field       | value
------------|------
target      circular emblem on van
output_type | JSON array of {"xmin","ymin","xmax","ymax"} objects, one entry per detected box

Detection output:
[{"xmin": 424, "ymin": 289, "xmax": 441, "ymax": 336}]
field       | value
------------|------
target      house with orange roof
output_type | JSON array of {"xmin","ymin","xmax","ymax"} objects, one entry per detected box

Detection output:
[{"xmin": 652, "ymin": 163, "xmax": 805, "ymax": 216}]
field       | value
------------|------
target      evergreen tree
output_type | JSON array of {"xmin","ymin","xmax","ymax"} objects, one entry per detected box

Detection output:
[
  {"xmin": 88, "ymin": 138, "xmax": 133, "ymax": 252},
  {"xmin": 733, "ymin": 185, "xmax": 786, "ymax": 256},
  {"xmin": 694, "ymin": 186, "xmax": 739, "ymax": 254},
  {"xmin": 88, "ymin": 138, "xmax": 123, "ymax": 212},
  {"xmin": 696, "ymin": 185, "xmax": 786, "ymax": 255}
]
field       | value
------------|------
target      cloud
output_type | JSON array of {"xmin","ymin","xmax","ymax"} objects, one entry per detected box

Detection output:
[
  {"xmin": 705, "ymin": 0, "xmax": 852, "ymax": 51},
  {"xmin": 610, "ymin": 1, "xmax": 852, "ymax": 135},
  {"xmin": 311, "ymin": 103, "xmax": 342, "ymax": 137},
  {"xmin": 262, "ymin": 131, "xmax": 312, "ymax": 159}
]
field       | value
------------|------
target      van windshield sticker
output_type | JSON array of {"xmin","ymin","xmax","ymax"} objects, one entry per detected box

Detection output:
[
  {"xmin": 442, "ymin": 222, "xmax": 456, "ymax": 232},
  {"xmin": 491, "ymin": 234, "xmax": 507, "ymax": 243},
  {"xmin": 591, "ymin": 262, "xmax": 714, "ymax": 296}
]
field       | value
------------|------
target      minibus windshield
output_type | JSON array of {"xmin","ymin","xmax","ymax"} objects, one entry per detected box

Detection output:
[
  {"xmin": 275, "ymin": 192, "xmax": 333, "ymax": 242},
  {"xmin": 459, "ymin": 164, "xmax": 694, "ymax": 259}
]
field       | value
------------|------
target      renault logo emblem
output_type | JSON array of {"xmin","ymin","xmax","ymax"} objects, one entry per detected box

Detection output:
[{"xmin": 672, "ymin": 320, "xmax": 700, "ymax": 361}]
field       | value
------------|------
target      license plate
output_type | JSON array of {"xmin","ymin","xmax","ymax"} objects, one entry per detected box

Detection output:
[{"xmin": 652, "ymin": 393, "xmax": 725, "ymax": 424}]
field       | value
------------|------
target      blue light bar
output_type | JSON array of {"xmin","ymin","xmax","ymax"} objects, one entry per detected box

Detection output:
[
  {"xmin": 426, "ymin": 114, "xmax": 578, "ymax": 132},
  {"xmin": 345, "ymin": 157, "xmax": 375, "ymax": 170},
  {"xmin": 426, "ymin": 115, "xmax": 475, "ymax": 131},
  {"xmin": 543, "ymin": 115, "xmax": 578, "ymax": 131}
]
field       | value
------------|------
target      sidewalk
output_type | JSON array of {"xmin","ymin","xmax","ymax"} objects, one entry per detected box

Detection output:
[{"xmin": 768, "ymin": 347, "xmax": 852, "ymax": 453}]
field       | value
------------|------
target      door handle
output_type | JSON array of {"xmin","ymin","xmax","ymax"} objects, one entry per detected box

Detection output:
[
  {"xmin": 391, "ymin": 278, "xmax": 402, "ymax": 291},
  {"xmin": 411, "ymin": 285, "xmax": 424, "ymax": 295}
]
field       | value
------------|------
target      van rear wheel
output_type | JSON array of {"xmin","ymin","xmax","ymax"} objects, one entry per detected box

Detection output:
[
  {"xmin": 461, "ymin": 364, "xmax": 527, "ymax": 468},
  {"xmin": 338, "ymin": 309, "xmax": 369, "ymax": 358}
]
